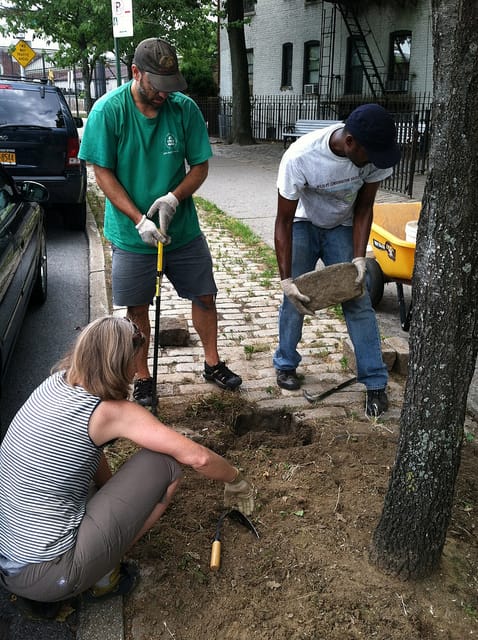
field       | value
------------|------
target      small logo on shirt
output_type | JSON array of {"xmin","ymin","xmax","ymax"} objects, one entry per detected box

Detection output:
[{"xmin": 166, "ymin": 133, "xmax": 177, "ymax": 149}]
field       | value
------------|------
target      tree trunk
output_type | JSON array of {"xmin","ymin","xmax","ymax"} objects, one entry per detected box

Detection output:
[
  {"xmin": 225, "ymin": 0, "xmax": 254, "ymax": 144},
  {"xmin": 370, "ymin": 0, "xmax": 478, "ymax": 579},
  {"xmin": 81, "ymin": 58, "xmax": 94, "ymax": 114}
]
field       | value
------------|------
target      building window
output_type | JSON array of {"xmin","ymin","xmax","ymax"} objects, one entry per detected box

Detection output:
[
  {"xmin": 303, "ymin": 40, "xmax": 320, "ymax": 90},
  {"xmin": 345, "ymin": 36, "xmax": 363, "ymax": 94},
  {"xmin": 387, "ymin": 31, "xmax": 411, "ymax": 92},
  {"xmin": 246, "ymin": 48, "xmax": 254, "ymax": 93},
  {"xmin": 243, "ymin": 0, "xmax": 255, "ymax": 14},
  {"xmin": 281, "ymin": 43, "xmax": 293, "ymax": 89}
]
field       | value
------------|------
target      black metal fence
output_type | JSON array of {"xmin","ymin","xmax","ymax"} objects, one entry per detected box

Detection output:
[{"xmin": 193, "ymin": 92, "xmax": 433, "ymax": 198}]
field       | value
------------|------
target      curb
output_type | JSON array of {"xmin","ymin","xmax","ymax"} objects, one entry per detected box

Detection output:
[
  {"xmin": 86, "ymin": 205, "xmax": 109, "ymax": 322},
  {"xmin": 80, "ymin": 204, "xmax": 124, "ymax": 640}
]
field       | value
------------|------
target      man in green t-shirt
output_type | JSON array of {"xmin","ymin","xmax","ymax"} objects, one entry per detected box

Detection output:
[{"xmin": 79, "ymin": 38, "xmax": 242, "ymax": 406}]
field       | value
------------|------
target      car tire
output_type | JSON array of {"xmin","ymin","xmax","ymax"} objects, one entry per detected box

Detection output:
[
  {"xmin": 65, "ymin": 200, "xmax": 87, "ymax": 231},
  {"xmin": 366, "ymin": 257, "xmax": 384, "ymax": 308},
  {"xmin": 31, "ymin": 228, "xmax": 48, "ymax": 305}
]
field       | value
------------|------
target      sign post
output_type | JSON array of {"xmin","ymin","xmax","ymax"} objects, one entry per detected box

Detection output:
[{"xmin": 111, "ymin": 0, "xmax": 134, "ymax": 87}]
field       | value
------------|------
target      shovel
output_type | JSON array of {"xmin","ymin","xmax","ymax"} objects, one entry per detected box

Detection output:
[
  {"xmin": 303, "ymin": 376, "xmax": 357, "ymax": 403},
  {"xmin": 210, "ymin": 508, "xmax": 259, "ymax": 571}
]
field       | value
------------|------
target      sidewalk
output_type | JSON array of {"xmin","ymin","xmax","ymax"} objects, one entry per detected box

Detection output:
[{"xmin": 84, "ymin": 141, "xmax": 477, "ymax": 639}]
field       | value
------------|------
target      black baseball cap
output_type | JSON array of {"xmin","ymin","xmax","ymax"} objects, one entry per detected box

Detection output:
[
  {"xmin": 345, "ymin": 104, "xmax": 401, "ymax": 168},
  {"xmin": 133, "ymin": 38, "xmax": 187, "ymax": 93}
]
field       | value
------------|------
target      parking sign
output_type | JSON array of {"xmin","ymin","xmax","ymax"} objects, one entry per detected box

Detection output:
[{"xmin": 111, "ymin": 0, "xmax": 133, "ymax": 38}]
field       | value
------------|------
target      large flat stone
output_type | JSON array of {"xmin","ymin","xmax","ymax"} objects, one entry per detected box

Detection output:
[
  {"xmin": 294, "ymin": 263, "xmax": 363, "ymax": 311},
  {"xmin": 159, "ymin": 316, "xmax": 190, "ymax": 346}
]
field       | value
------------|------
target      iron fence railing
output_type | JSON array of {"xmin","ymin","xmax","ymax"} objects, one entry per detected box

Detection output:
[{"xmin": 193, "ymin": 92, "xmax": 432, "ymax": 198}]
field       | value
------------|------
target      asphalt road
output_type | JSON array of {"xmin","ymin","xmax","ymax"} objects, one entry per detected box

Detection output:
[{"xmin": 0, "ymin": 208, "xmax": 88, "ymax": 639}]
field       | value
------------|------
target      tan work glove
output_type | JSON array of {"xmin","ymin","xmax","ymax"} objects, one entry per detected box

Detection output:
[
  {"xmin": 224, "ymin": 469, "xmax": 255, "ymax": 516},
  {"xmin": 352, "ymin": 257, "xmax": 367, "ymax": 286},
  {"xmin": 146, "ymin": 192, "xmax": 179, "ymax": 245},
  {"xmin": 281, "ymin": 278, "xmax": 314, "ymax": 316},
  {"xmin": 135, "ymin": 215, "xmax": 161, "ymax": 247}
]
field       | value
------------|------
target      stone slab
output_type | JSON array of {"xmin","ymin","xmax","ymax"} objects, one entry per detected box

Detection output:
[
  {"xmin": 159, "ymin": 316, "xmax": 190, "ymax": 347},
  {"xmin": 294, "ymin": 263, "xmax": 363, "ymax": 311}
]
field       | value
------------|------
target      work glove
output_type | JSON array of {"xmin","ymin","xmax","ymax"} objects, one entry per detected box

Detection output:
[
  {"xmin": 135, "ymin": 215, "xmax": 161, "ymax": 247},
  {"xmin": 224, "ymin": 469, "xmax": 255, "ymax": 516},
  {"xmin": 281, "ymin": 278, "xmax": 314, "ymax": 316},
  {"xmin": 146, "ymin": 192, "xmax": 179, "ymax": 245},
  {"xmin": 352, "ymin": 257, "xmax": 367, "ymax": 286}
]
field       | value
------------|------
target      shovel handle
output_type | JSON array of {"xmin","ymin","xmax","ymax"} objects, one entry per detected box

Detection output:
[{"xmin": 210, "ymin": 540, "xmax": 221, "ymax": 571}]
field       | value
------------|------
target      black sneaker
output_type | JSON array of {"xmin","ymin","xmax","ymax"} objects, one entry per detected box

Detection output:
[
  {"xmin": 276, "ymin": 369, "xmax": 301, "ymax": 390},
  {"xmin": 83, "ymin": 562, "xmax": 138, "ymax": 602},
  {"xmin": 133, "ymin": 377, "xmax": 153, "ymax": 406},
  {"xmin": 203, "ymin": 361, "xmax": 242, "ymax": 390},
  {"xmin": 366, "ymin": 388, "xmax": 389, "ymax": 417}
]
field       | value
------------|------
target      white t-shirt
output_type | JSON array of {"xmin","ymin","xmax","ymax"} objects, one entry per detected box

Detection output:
[{"xmin": 277, "ymin": 124, "xmax": 393, "ymax": 228}]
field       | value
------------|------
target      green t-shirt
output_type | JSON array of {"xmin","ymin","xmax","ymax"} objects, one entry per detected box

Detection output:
[{"xmin": 79, "ymin": 83, "xmax": 212, "ymax": 254}]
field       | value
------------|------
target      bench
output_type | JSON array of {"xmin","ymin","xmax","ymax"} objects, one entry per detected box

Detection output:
[{"xmin": 282, "ymin": 119, "xmax": 342, "ymax": 148}]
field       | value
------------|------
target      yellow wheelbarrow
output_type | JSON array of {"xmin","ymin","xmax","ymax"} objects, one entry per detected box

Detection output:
[{"xmin": 366, "ymin": 201, "xmax": 421, "ymax": 331}]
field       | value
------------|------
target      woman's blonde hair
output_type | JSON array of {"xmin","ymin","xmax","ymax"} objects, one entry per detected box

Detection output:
[{"xmin": 54, "ymin": 316, "xmax": 144, "ymax": 400}]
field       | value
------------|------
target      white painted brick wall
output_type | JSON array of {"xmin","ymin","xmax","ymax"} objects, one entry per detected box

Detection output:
[{"xmin": 219, "ymin": 0, "xmax": 433, "ymax": 96}]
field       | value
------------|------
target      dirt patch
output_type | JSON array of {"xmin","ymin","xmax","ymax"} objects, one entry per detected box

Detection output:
[{"xmin": 107, "ymin": 395, "xmax": 478, "ymax": 640}]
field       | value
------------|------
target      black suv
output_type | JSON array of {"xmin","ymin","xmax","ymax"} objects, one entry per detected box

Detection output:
[{"xmin": 0, "ymin": 76, "xmax": 87, "ymax": 230}]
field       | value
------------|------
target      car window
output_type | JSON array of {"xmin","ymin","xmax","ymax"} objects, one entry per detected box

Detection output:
[{"xmin": 0, "ymin": 85, "xmax": 65, "ymax": 128}]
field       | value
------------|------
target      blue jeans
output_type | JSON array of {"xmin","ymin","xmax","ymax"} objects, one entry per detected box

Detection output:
[{"xmin": 273, "ymin": 221, "xmax": 388, "ymax": 390}]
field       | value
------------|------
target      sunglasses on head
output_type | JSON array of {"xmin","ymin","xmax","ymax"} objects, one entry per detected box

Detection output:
[
  {"xmin": 132, "ymin": 324, "xmax": 145, "ymax": 350},
  {"xmin": 124, "ymin": 317, "xmax": 145, "ymax": 350}
]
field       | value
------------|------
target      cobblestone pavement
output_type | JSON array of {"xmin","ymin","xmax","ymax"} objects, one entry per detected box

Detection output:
[
  {"xmin": 109, "ymin": 141, "xmax": 422, "ymax": 427},
  {"xmin": 112, "ymin": 211, "xmax": 405, "ymax": 430}
]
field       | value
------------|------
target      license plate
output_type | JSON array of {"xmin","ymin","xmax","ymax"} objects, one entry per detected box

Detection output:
[{"xmin": 0, "ymin": 150, "xmax": 16, "ymax": 165}]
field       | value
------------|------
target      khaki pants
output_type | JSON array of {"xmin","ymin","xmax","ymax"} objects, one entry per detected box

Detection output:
[{"xmin": 0, "ymin": 449, "xmax": 182, "ymax": 602}]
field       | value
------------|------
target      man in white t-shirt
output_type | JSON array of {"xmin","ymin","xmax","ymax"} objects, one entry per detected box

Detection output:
[{"xmin": 273, "ymin": 104, "xmax": 401, "ymax": 417}]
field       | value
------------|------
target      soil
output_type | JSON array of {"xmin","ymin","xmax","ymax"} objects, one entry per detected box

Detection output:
[{"xmin": 106, "ymin": 395, "xmax": 478, "ymax": 640}]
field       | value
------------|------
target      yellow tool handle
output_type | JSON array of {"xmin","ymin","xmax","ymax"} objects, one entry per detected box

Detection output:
[
  {"xmin": 155, "ymin": 242, "xmax": 163, "ymax": 297},
  {"xmin": 210, "ymin": 540, "xmax": 221, "ymax": 571}
]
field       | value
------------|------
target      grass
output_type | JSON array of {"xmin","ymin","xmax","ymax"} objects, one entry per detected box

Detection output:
[{"xmin": 194, "ymin": 196, "xmax": 278, "ymax": 281}]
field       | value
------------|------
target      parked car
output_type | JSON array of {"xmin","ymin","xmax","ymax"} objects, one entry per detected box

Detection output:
[
  {"xmin": 0, "ymin": 164, "xmax": 48, "ymax": 423},
  {"xmin": 0, "ymin": 75, "xmax": 87, "ymax": 230}
]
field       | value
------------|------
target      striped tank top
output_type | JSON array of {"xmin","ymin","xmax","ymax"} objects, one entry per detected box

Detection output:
[{"xmin": 0, "ymin": 371, "xmax": 101, "ymax": 564}]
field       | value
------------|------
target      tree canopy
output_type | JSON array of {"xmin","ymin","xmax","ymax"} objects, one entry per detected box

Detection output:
[{"xmin": 0, "ymin": 0, "xmax": 217, "ymax": 107}]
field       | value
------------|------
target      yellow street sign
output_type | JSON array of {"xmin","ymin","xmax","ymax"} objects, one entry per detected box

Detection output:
[{"xmin": 11, "ymin": 40, "xmax": 36, "ymax": 68}]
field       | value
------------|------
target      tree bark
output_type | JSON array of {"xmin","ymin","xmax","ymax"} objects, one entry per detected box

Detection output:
[
  {"xmin": 370, "ymin": 0, "xmax": 478, "ymax": 579},
  {"xmin": 225, "ymin": 0, "xmax": 254, "ymax": 144}
]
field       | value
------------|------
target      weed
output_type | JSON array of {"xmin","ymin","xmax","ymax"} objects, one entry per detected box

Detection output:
[
  {"xmin": 178, "ymin": 552, "xmax": 208, "ymax": 584},
  {"xmin": 331, "ymin": 304, "xmax": 344, "ymax": 320}
]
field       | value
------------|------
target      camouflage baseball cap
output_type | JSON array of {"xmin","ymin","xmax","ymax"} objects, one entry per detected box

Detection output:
[{"xmin": 133, "ymin": 38, "xmax": 187, "ymax": 93}]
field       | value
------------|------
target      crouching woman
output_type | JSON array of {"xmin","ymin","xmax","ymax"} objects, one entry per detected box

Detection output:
[{"xmin": 0, "ymin": 316, "xmax": 253, "ymax": 608}]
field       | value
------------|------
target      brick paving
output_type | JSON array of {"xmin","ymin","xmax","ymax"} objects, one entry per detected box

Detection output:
[{"xmin": 112, "ymin": 210, "xmax": 404, "ymax": 428}]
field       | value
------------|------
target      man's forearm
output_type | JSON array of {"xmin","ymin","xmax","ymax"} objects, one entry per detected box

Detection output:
[
  {"xmin": 93, "ymin": 165, "xmax": 143, "ymax": 225},
  {"xmin": 172, "ymin": 161, "xmax": 208, "ymax": 203}
]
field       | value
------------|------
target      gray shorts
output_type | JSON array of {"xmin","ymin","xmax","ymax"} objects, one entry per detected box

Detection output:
[
  {"xmin": 112, "ymin": 234, "xmax": 218, "ymax": 307},
  {"xmin": 0, "ymin": 449, "xmax": 183, "ymax": 602}
]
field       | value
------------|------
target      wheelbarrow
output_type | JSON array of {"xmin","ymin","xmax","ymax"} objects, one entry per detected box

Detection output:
[{"xmin": 366, "ymin": 201, "xmax": 421, "ymax": 331}]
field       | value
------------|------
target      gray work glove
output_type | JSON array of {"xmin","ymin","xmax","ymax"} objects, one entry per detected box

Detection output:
[
  {"xmin": 281, "ymin": 278, "xmax": 314, "ymax": 316},
  {"xmin": 352, "ymin": 257, "xmax": 367, "ymax": 286},
  {"xmin": 135, "ymin": 215, "xmax": 161, "ymax": 247},
  {"xmin": 146, "ymin": 192, "xmax": 179, "ymax": 245},
  {"xmin": 224, "ymin": 469, "xmax": 255, "ymax": 516}
]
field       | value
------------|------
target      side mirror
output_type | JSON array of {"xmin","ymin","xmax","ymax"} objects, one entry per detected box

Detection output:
[
  {"xmin": 74, "ymin": 116, "xmax": 83, "ymax": 129},
  {"xmin": 20, "ymin": 181, "xmax": 49, "ymax": 203}
]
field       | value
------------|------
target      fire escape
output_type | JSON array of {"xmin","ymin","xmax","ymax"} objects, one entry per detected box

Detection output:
[{"xmin": 322, "ymin": 1, "xmax": 386, "ymax": 99}]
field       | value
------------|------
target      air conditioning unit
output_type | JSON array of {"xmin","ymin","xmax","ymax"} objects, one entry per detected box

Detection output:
[{"xmin": 303, "ymin": 83, "xmax": 318, "ymax": 95}]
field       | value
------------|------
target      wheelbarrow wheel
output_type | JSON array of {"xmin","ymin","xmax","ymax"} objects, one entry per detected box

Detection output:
[{"xmin": 365, "ymin": 257, "xmax": 384, "ymax": 308}]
